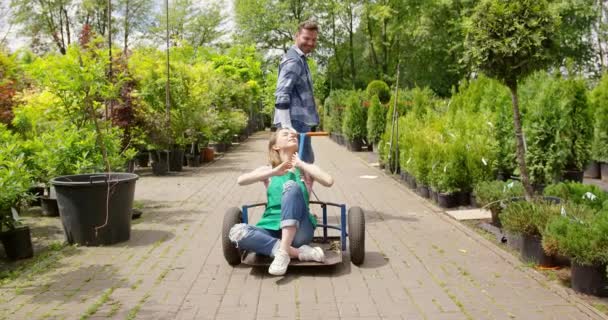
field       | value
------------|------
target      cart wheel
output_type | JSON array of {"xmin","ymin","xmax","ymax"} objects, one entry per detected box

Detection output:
[
  {"xmin": 222, "ymin": 207, "xmax": 243, "ymax": 266},
  {"xmin": 348, "ymin": 206, "xmax": 365, "ymax": 265}
]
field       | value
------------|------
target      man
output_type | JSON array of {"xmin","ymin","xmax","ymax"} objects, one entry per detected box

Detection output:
[{"xmin": 274, "ymin": 20, "xmax": 319, "ymax": 164}]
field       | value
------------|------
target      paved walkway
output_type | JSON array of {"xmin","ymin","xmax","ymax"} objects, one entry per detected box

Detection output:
[{"xmin": 0, "ymin": 132, "xmax": 605, "ymax": 320}]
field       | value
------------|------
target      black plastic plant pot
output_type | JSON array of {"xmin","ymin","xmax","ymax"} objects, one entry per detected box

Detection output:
[
  {"xmin": 584, "ymin": 161, "xmax": 600, "ymax": 179},
  {"xmin": 136, "ymin": 152, "xmax": 149, "ymax": 167},
  {"xmin": 571, "ymin": 261, "xmax": 608, "ymax": 296},
  {"xmin": 417, "ymin": 185, "xmax": 430, "ymax": 199},
  {"xmin": 561, "ymin": 170, "xmax": 584, "ymax": 183},
  {"xmin": 457, "ymin": 191, "xmax": 471, "ymax": 207},
  {"xmin": 437, "ymin": 192, "xmax": 458, "ymax": 208},
  {"xmin": 470, "ymin": 192, "xmax": 478, "ymax": 208},
  {"xmin": 347, "ymin": 139, "xmax": 362, "ymax": 152},
  {"xmin": 51, "ymin": 173, "xmax": 138, "ymax": 246},
  {"xmin": 601, "ymin": 163, "xmax": 608, "ymax": 182},
  {"xmin": 40, "ymin": 196, "xmax": 60, "ymax": 217},
  {"xmin": 187, "ymin": 155, "xmax": 201, "ymax": 167},
  {"xmin": 430, "ymin": 189, "xmax": 438, "ymax": 203},
  {"xmin": 520, "ymin": 234, "xmax": 555, "ymax": 267},
  {"xmin": 0, "ymin": 226, "xmax": 33, "ymax": 260},
  {"xmin": 505, "ymin": 231, "xmax": 523, "ymax": 252},
  {"xmin": 169, "ymin": 149, "xmax": 184, "ymax": 172},
  {"xmin": 490, "ymin": 208, "xmax": 502, "ymax": 228},
  {"xmin": 150, "ymin": 150, "xmax": 169, "ymax": 175}
]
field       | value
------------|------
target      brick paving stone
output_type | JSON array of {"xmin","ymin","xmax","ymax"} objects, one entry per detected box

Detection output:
[{"xmin": 1, "ymin": 132, "xmax": 607, "ymax": 320}]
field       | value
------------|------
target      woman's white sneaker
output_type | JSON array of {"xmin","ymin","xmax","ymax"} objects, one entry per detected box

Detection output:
[
  {"xmin": 269, "ymin": 249, "xmax": 290, "ymax": 275},
  {"xmin": 298, "ymin": 245, "xmax": 325, "ymax": 263}
]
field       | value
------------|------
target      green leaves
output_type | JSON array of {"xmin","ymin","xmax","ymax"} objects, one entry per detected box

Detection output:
[{"xmin": 463, "ymin": 0, "xmax": 560, "ymax": 86}]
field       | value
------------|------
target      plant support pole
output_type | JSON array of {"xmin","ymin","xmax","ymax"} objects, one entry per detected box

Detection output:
[
  {"xmin": 165, "ymin": 0, "xmax": 171, "ymax": 123},
  {"xmin": 388, "ymin": 61, "xmax": 401, "ymax": 173}
]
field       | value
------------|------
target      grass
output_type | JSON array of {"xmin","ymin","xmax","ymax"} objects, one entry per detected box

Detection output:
[
  {"xmin": 80, "ymin": 287, "xmax": 114, "ymax": 320},
  {"xmin": 0, "ymin": 241, "xmax": 72, "ymax": 286},
  {"xmin": 126, "ymin": 293, "xmax": 150, "ymax": 320}
]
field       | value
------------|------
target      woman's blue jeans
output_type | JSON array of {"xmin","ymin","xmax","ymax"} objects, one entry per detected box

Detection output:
[{"xmin": 229, "ymin": 181, "xmax": 315, "ymax": 257}]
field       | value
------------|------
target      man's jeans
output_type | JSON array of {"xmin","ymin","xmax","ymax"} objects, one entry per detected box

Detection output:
[{"xmin": 228, "ymin": 181, "xmax": 315, "ymax": 257}]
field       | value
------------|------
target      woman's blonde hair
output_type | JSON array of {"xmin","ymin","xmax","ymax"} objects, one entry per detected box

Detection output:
[{"xmin": 268, "ymin": 128, "xmax": 297, "ymax": 168}]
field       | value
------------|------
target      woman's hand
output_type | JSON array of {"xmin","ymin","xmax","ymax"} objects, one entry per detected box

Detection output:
[{"xmin": 272, "ymin": 160, "xmax": 293, "ymax": 176}]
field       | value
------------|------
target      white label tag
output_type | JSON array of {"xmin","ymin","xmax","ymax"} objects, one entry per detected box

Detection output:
[
  {"xmin": 561, "ymin": 206, "xmax": 567, "ymax": 217},
  {"xmin": 482, "ymin": 157, "xmax": 487, "ymax": 166},
  {"xmin": 583, "ymin": 192, "xmax": 597, "ymax": 201}
]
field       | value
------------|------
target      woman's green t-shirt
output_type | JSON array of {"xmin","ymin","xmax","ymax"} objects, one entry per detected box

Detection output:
[{"xmin": 256, "ymin": 168, "xmax": 317, "ymax": 230}]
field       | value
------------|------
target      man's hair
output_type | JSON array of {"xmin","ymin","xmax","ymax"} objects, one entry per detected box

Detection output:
[{"xmin": 297, "ymin": 20, "xmax": 318, "ymax": 33}]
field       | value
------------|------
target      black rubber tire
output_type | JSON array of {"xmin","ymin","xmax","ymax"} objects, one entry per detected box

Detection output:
[
  {"xmin": 348, "ymin": 206, "xmax": 365, "ymax": 265},
  {"xmin": 222, "ymin": 207, "xmax": 243, "ymax": 266}
]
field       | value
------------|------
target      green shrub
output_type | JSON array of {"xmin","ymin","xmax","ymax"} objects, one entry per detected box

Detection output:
[
  {"xmin": 366, "ymin": 80, "xmax": 391, "ymax": 104},
  {"xmin": 543, "ymin": 206, "xmax": 608, "ymax": 266},
  {"xmin": 366, "ymin": 95, "xmax": 386, "ymax": 145},
  {"xmin": 590, "ymin": 72, "xmax": 608, "ymax": 162},
  {"xmin": 342, "ymin": 95, "xmax": 367, "ymax": 141},
  {"xmin": 474, "ymin": 180, "xmax": 524, "ymax": 212},
  {"xmin": 543, "ymin": 182, "xmax": 608, "ymax": 212},
  {"xmin": 500, "ymin": 200, "xmax": 561, "ymax": 236}
]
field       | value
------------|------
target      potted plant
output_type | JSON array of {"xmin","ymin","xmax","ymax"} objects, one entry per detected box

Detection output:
[
  {"xmin": 544, "ymin": 182, "xmax": 608, "ymax": 212},
  {"xmin": 0, "ymin": 130, "xmax": 34, "ymax": 260},
  {"xmin": 366, "ymin": 93, "xmax": 388, "ymax": 154},
  {"xmin": 500, "ymin": 200, "xmax": 561, "ymax": 266},
  {"xmin": 29, "ymin": 43, "xmax": 138, "ymax": 246},
  {"xmin": 590, "ymin": 72, "xmax": 608, "ymax": 182},
  {"xmin": 543, "ymin": 206, "xmax": 608, "ymax": 296},
  {"xmin": 474, "ymin": 180, "xmax": 524, "ymax": 227},
  {"xmin": 342, "ymin": 95, "xmax": 367, "ymax": 152}
]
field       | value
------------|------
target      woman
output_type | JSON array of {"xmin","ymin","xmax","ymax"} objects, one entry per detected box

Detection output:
[{"xmin": 229, "ymin": 128, "xmax": 334, "ymax": 276}]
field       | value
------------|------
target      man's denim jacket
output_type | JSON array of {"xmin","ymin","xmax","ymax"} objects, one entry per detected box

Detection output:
[{"xmin": 273, "ymin": 46, "xmax": 319, "ymax": 127}]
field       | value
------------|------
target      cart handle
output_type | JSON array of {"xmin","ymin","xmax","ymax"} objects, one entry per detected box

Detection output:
[{"xmin": 305, "ymin": 131, "xmax": 329, "ymax": 137}]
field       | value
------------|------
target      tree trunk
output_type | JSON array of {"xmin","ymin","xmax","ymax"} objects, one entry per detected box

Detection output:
[
  {"xmin": 508, "ymin": 83, "xmax": 534, "ymax": 200},
  {"xmin": 365, "ymin": 7, "xmax": 380, "ymax": 78},
  {"xmin": 599, "ymin": 0, "xmax": 606, "ymax": 71},
  {"xmin": 124, "ymin": 0, "xmax": 129, "ymax": 54},
  {"xmin": 348, "ymin": 3, "xmax": 356, "ymax": 89}
]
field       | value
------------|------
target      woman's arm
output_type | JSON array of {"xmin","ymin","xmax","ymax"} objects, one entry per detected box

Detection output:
[
  {"xmin": 237, "ymin": 161, "xmax": 294, "ymax": 186},
  {"xmin": 294, "ymin": 155, "xmax": 334, "ymax": 187}
]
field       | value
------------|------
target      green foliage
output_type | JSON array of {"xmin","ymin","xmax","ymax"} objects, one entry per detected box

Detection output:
[
  {"xmin": 366, "ymin": 80, "xmax": 390, "ymax": 104},
  {"xmin": 543, "ymin": 206, "xmax": 608, "ymax": 266},
  {"xmin": 342, "ymin": 94, "xmax": 367, "ymax": 141},
  {"xmin": 590, "ymin": 73, "xmax": 608, "ymax": 162},
  {"xmin": 0, "ymin": 125, "xmax": 32, "ymax": 231},
  {"xmin": 474, "ymin": 180, "xmax": 525, "ymax": 212},
  {"xmin": 525, "ymin": 73, "xmax": 593, "ymax": 185},
  {"xmin": 500, "ymin": 200, "xmax": 561, "ymax": 236},
  {"xmin": 366, "ymin": 95, "xmax": 386, "ymax": 144},
  {"xmin": 544, "ymin": 182, "xmax": 608, "ymax": 212},
  {"xmin": 463, "ymin": 0, "xmax": 560, "ymax": 87}
]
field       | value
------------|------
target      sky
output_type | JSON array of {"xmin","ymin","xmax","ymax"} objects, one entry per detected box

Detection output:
[{"xmin": 2, "ymin": 0, "xmax": 236, "ymax": 52}]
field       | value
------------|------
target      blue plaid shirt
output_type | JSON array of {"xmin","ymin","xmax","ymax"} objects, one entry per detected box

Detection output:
[{"xmin": 274, "ymin": 46, "xmax": 319, "ymax": 127}]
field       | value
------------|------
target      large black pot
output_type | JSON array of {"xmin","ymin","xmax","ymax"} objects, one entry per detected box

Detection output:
[
  {"xmin": 520, "ymin": 234, "xmax": 555, "ymax": 267},
  {"xmin": 561, "ymin": 170, "xmax": 584, "ymax": 183},
  {"xmin": 470, "ymin": 192, "xmax": 478, "ymax": 208},
  {"xmin": 347, "ymin": 139, "xmax": 363, "ymax": 152},
  {"xmin": 150, "ymin": 150, "xmax": 169, "ymax": 175},
  {"xmin": 51, "ymin": 173, "xmax": 138, "ymax": 246},
  {"xmin": 0, "ymin": 226, "xmax": 33, "ymax": 260},
  {"xmin": 437, "ymin": 192, "xmax": 459, "ymax": 208},
  {"xmin": 213, "ymin": 143, "xmax": 227, "ymax": 153},
  {"xmin": 490, "ymin": 208, "xmax": 502, "ymax": 228},
  {"xmin": 584, "ymin": 161, "xmax": 600, "ymax": 179},
  {"xmin": 430, "ymin": 189, "xmax": 438, "ymax": 203},
  {"xmin": 169, "ymin": 148, "xmax": 184, "ymax": 172},
  {"xmin": 571, "ymin": 261, "xmax": 608, "ymax": 296}
]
